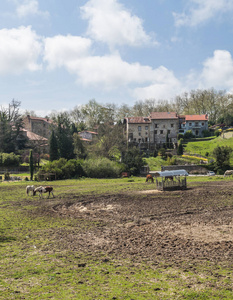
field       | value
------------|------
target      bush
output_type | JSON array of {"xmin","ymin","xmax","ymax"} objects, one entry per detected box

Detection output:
[
  {"xmin": 184, "ymin": 130, "xmax": 194, "ymax": 139},
  {"xmin": 202, "ymin": 130, "xmax": 211, "ymax": 137},
  {"xmin": 82, "ymin": 157, "xmax": 123, "ymax": 178},
  {"xmin": 1, "ymin": 153, "xmax": 20, "ymax": 167},
  {"xmin": 37, "ymin": 158, "xmax": 85, "ymax": 180},
  {"xmin": 4, "ymin": 172, "xmax": 10, "ymax": 180}
]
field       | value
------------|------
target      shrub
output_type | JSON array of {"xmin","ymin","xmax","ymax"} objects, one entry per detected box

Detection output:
[
  {"xmin": 37, "ymin": 158, "xmax": 85, "ymax": 180},
  {"xmin": 4, "ymin": 172, "xmax": 10, "ymax": 180},
  {"xmin": 184, "ymin": 130, "xmax": 194, "ymax": 139},
  {"xmin": 202, "ymin": 130, "xmax": 211, "ymax": 137},
  {"xmin": 82, "ymin": 157, "xmax": 123, "ymax": 178},
  {"xmin": 1, "ymin": 153, "xmax": 20, "ymax": 167}
]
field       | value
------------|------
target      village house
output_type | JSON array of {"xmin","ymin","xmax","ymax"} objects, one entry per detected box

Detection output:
[
  {"xmin": 124, "ymin": 112, "xmax": 209, "ymax": 150},
  {"xmin": 179, "ymin": 114, "xmax": 208, "ymax": 137},
  {"xmin": 23, "ymin": 115, "xmax": 54, "ymax": 139},
  {"xmin": 78, "ymin": 130, "xmax": 98, "ymax": 142}
]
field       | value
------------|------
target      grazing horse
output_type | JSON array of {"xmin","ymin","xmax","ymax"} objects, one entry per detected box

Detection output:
[
  {"xmin": 224, "ymin": 170, "xmax": 233, "ymax": 177},
  {"xmin": 146, "ymin": 174, "xmax": 154, "ymax": 183},
  {"xmin": 34, "ymin": 186, "xmax": 54, "ymax": 198},
  {"xmin": 26, "ymin": 185, "xmax": 35, "ymax": 196},
  {"xmin": 165, "ymin": 176, "xmax": 174, "ymax": 181}
]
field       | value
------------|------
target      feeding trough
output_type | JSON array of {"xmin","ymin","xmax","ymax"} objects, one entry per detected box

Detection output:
[{"xmin": 149, "ymin": 169, "xmax": 189, "ymax": 191}]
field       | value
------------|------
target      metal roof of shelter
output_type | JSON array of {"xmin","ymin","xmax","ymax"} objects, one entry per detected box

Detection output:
[{"xmin": 149, "ymin": 170, "xmax": 189, "ymax": 177}]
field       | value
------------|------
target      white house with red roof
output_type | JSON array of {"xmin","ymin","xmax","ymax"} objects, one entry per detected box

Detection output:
[{"xmin": 179, "ymin": 114, "xmax": 208, "ymax": 137}]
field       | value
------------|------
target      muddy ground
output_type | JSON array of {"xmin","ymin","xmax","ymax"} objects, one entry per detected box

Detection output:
[{"xmin": 30, "ymin": 181, "xmax": 233, "ymax": 266}]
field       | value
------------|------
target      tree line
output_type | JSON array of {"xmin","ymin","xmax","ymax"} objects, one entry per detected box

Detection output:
[{"xmin": 2, "ymin": 88, "xmax": 233, "ymax": 176}]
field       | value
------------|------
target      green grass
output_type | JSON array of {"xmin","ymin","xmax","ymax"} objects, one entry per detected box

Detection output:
[
  {"xmin": 1, "ymin": 177, "xmax": 233, "ymax": 299},
  {"xmin": 184, "ymin": 136, "xmax": 233, "ymax": 163}
]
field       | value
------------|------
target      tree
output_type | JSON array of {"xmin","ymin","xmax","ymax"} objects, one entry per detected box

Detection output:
[
  {"xmin": 0, "ymin": 99, "xmax": 25, "ymax": 153},
  {"xmin": 29, "ymin": 149, "xmax": 34, "ymax": 180},
  {"xmin": 49, "ymin": 130, "xmax": 59, "ymax": 161},
  {"xmin": 177, "ymin": 143, "xmax": 183, "ymax": 155},
  {"xmin": 122, "ymin": 147, "xmax": 145, "ymax": 175},
  {"xmin": 73, "ymin": 133, "xmax": 87, "ymax": 159},
  {"xmin": 213, "ymin": 146, "xmax": 232, "ymax": 173}
]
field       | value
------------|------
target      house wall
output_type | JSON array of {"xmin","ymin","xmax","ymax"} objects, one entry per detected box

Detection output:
[
  {"xmin": 127, "ymin": 123, "xmax": 150, "ymax": 143},
  {"xmin": 23, "ymin": 116, "xmax": 52, "ymax": 139},
  {"xmin": 150, "ymin": 119, "xmax": 179, "ymax": 145},
  {"xmin": 180, "ymin": 120, "xmax": 208, "ymax": 136}
]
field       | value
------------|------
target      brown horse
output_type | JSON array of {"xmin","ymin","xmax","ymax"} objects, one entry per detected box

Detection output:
[
  {"xmin": 34, "ymin": 186, "xmax": 54, "ymax": 198},
  {"xmin": 146, "ymin": 174, "xmax": 154, "ymax": 183}
]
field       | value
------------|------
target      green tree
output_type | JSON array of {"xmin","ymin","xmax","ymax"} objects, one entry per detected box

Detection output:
[
  {"xmin": 213, "ymin": 146, "xmax": 232, "ymax": 172},
  {"xmin": 177, "ymin": 143, "xmax": 183, "ymax": 155},
  {"xmin": 0, "ymin": 100, "xmax": 25, "ymax": 153},
  {"xmin": 73, "ymin": 133, "xmax": 86, "ymax": 159},
  {"xmin": 122, "ymin": 147, "xmax": 145, "ymax": 175},
  {"xmin": 29, "ymin": 149, "xmax": 34, "ymax": 181},
  {"xmin": 49, "ymin": 130, "xmax": 59, "ymax": 161}
]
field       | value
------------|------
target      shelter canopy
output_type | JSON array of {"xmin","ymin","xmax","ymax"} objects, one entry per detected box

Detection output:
[{"xmin": 149, "ymin": 170, "xmax": 189, "ymax": 177}]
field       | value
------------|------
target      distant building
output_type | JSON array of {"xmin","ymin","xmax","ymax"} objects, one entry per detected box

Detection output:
[
  {"xmin": 124, "ymin": 112, "xmax": 209, "ymax": 150},
  {"xmin": 179, "ymin": 114, "xmax": 208, "ymax": 137},
  {"xmin": 78, "ymin": 131, "xmax": 98, "ymax": 142},
  {"xmin": 23, "ymin": 115, "xmax": 54, "ymax": 139}
]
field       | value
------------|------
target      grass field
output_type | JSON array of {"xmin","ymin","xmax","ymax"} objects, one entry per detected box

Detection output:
[
  {"xmin": 184, "ymin": 136, "xmax": 233, "ymax": 163},
  {"xmin": 1, "ymin": 176, "xmax": 233, "ymax": 299}
]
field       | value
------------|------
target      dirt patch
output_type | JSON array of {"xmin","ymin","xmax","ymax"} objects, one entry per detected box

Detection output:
[{"xmin": 29, "ymin": 181, "xmax": 233, "ymax": 265}]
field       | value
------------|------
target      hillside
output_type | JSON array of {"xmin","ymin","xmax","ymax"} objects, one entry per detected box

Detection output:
[{"xmin": 184, "ymin": 135, "xmax": 233, "ymax": 162}]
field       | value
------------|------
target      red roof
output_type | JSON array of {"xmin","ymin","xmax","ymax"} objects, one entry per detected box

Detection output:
[
  {"xmin": 185, "ymin": 114, "xmax": 208, "ymax": 121},
  {"xmin": 126, "ymin": 117, "xmax": 151, "ymax": 124},
  {"xmin": 150, "ymin": 112, "xmax": 178, "ymax": 119}
]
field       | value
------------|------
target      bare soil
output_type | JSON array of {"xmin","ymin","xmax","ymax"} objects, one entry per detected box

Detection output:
[{"xmin": 29, "ymin": 181, "xmax": 233, "ymax": 266}]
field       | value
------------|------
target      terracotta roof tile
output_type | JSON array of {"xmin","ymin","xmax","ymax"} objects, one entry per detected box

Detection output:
[{"xmin": 185, "ymin": 114, "xmax": 208, "ymax": 121}]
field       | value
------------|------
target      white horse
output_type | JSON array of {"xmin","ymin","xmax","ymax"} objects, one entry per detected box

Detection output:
[
  {"xmin": 224, "ymin": 170, "xmax": 233, "ymax": 177},
  {"xmin": 34, "ymin": 186, "xmax": 54, "ymax": 198},
  {"xmin": 26, "ymin": 185, "xmax": 35, "ymax": 196}
]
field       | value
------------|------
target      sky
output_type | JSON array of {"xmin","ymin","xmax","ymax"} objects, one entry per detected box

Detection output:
[{"xmin": 1, "ymin": 0, "xmax": 233, "ymax": 116}]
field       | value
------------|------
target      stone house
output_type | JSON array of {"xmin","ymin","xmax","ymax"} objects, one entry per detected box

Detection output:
[
  {"xmin": 23, "ymin": 115, "xmax": 54, "ymax": 139},
  {"xmin": 124, "ymin": 112, "xmax": 208, "ymax": 150},
  {"xmin": 78, "ymin": 130, "xmax": 98, "ymax": 142},
  {"xmin": 179, "ymin": 114, "xmax": 208, "ymax": 137},
  {"xmin": 149, "ymin": 112, "xmax": 179, "ymax": 147}
]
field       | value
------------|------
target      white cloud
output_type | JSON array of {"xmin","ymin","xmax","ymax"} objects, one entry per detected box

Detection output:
[
  {"xmin": 81, "ymin": 0, "xmax": 155, "ymax": 48},
  {"xmin": 43, "ymin": 35, "xmax": 92, "ymax": 70},
  {"xmin": 173, "ymin": 0, "xmax": 233, "ymax": 27},
  {"xmin": 132, "ymin": 67, "xmax": 182, "ymax": 100},
  {"xmin": 16, "ymin": 0, "xmax": 49, "ymax": 18},
  {"xmin": 0, "ymin": 26, "xmax": 42, "ymax": 75},
  {"xmin": 200, "ymin": 50, "xmax": 233, "ymax": 89},
  {"xmin": 44, "ymin": 41, "xmax": 181, "ymax": 99}
]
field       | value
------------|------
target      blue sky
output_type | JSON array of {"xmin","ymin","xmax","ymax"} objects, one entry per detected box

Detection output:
[{"xmin": 1, "ymin": 0, "xmax": 233, "ymax": 116}]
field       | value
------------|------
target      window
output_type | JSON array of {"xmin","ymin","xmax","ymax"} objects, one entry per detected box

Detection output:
[
  {"xmin": 145, "ymin": 126, "xmax": 148, "ymax": 130},
  {"xmin": 154, "ymin": 130, "xmax": 157, "ymax": 134},
  {"xmin": 160, "ymin": 130, "xmax": 163, "ymax": 134},
  {"xmin": 168, "ymin": 130, "xmax": 170, "ymax": 134},
  {"xmin": 202, "ymin": 122, "xmax": 204, "ymax": 126},
  {"xmin": 139, "ymin": 132, "xmax": 141, "ymax": 136},
  {"xmin": 155, "ymin": 124, "xmax": 158, "ymax": 128},
  {"xmin": 138, "ymin": 126, "xmax": 141, "ymax": 131},
  {"xmin": 189, "ymin": 122, "xmax": 192, "ymax": 126},
  {"xmin": 171, "ymin": 123, "xmax": 174, "ymax": 127},
  {"xmin": 145, "ymin": 132, "xmax": 148, "ymax": 135},
  {"xmin": 195, "ymin": 122, "xmax": 198, "ymax": 126},
  {"xmin": 145, "ymin": 137, "xmax": 148, "ymax": 142}
]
